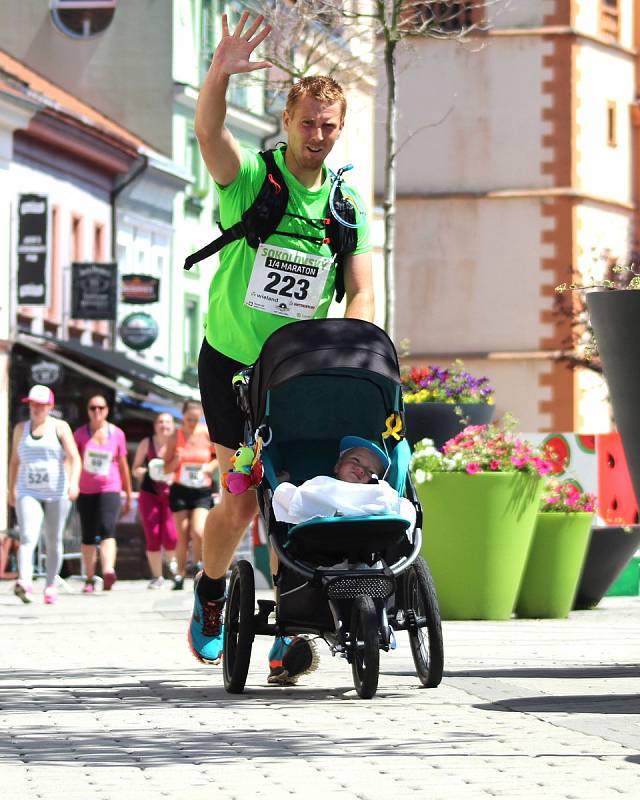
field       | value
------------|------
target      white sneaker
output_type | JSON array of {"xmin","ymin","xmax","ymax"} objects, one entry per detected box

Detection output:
[{"xmin": 148, "ymin": 577, "xmax": 164, "ymax": 589}]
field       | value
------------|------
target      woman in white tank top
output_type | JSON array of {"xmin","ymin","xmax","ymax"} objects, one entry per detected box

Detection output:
[{"xmin": 8, "ymin": 385, "xmax": 81, "ymax": 604}]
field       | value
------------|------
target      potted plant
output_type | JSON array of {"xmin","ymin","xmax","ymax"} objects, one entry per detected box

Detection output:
[
  {"xmin": 558, "ymin": 265, "xmax": 640, "ymax": 507},
  {"xmin": 411, "ymin": 417, "xmax": 550, "ymax": 620},
  {"xmin": 515, "ymin": 479, "xmax": 596, "ymax": 619},
  {"xmin": 402, "ymin": 360, "xmax": 496, "ymax": 449}
]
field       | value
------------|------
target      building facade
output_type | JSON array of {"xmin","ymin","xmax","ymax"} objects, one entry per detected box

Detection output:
[{"xmin": 376, "ymin": 0, "xmax": 637, "ymax": 432}]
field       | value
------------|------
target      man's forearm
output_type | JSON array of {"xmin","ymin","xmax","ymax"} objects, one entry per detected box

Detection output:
[
  {"xmin": 345, "ymin": 290, "xmax": 375, "ymax": 323},
  {"xmin": 195, "ymin": 68, "xmax": 230, "ymax": 144}
]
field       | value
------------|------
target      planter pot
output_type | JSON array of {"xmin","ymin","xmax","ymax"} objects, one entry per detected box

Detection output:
[
  {"xmin": 515, "ymin": 512, "xmax": 593, "ymax": 619},
  {"xmin": 573, "ymin": 524, "xmax": 640, "ymax": 609},
  {"xmin": 586, "ymin": 290, "xmax": 640, "ymax": 506},
  {"xmin": 404, "ymin": 402, "xmax": 495, "ymax": 450},
  {"xmin": 417, "ymin": 472, "xmax": 542, "ymax": 620}
]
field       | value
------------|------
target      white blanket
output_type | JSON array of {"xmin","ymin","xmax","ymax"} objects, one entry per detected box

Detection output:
[{"xmin": 272, "ymin": 475, "xmax": 416, "ymax": 527}]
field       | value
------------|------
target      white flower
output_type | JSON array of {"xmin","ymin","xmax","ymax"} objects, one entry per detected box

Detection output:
[{"xmin": 414, "ymin": 468, "xmax": 426, "ymax": 484}]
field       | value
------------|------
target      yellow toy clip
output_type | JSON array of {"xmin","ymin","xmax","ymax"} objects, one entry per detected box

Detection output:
[{"xmin": 383, "ymin": 413, "xmax": 403, "ymax": 441}]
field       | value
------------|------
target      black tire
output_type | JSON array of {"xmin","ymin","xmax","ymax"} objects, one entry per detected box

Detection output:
[
  {"xmin": 350, "ymin": 595, "xmax": 380, "ymax": 699},
  {"xmin": 223, "ymin": 560, "xmax": 255, "ymax": 694},
  {"xmin": 405, "ymin": 557, "xmax": 444, "ymax": 687}
]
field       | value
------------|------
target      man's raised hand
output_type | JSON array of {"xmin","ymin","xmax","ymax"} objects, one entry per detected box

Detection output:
[{"xmin": 212, "ymin": 12, "xmax": 273, "ymax": 76}]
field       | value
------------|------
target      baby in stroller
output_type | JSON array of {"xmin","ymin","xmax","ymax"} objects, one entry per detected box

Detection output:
[
  {"xmin": 221, "ymin": 318, "xmax": 444, "ymax": 699},
  {"xmin": 273, "ymin": 436, "xmax": 416, "ymax": 528}
]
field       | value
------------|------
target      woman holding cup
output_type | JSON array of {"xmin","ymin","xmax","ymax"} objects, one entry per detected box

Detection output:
[{"xmin": 131, "ymin": 412, "xmax": 178, "ymax": 588}]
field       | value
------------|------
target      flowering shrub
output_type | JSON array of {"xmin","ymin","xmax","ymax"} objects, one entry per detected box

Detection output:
[
  {"xmin": 410, "ymin": 419, "xmax": 553, "ymax": 484},
  {"xmin": 540, "ymin": 478, "xmax": 596, "ymax": 513},
  {"xmin": 401, "ymin": 360, "xmax": 494, "ymax": 405}
]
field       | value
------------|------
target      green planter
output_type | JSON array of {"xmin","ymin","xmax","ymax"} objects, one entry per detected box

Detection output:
[
  {"xmin": 417, "ymin": 472, "xmax": 542, "ymax": 620},
  {"xmin": 516, "ymin": 512, "xmax": 593, "ymax": 619}
]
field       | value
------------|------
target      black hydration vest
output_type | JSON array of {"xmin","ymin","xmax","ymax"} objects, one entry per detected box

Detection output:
[{"xmin": 183, "ymin": 148, "xmax": 358, "ymax": 302}]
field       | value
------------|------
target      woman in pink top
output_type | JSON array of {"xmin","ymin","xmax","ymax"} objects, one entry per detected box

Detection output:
[
  {"xmin": 73, "ymin": 394, "xmax": 132, "ymax": 593},
  {"xmin": 163, "ymin": 400, "xmax": 218, "ymax": 590}
]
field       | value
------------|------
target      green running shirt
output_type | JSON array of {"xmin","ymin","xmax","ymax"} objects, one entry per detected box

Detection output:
[{"xmin": 204, "ymin": 146, "xmax": 371, "ymax": 364}]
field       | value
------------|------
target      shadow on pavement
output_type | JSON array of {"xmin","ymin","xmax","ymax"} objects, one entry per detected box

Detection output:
[
  {"xmin": 443, "ymin": 665, "xmax": 640, "ymax": 680},
  {"xmin": 2, "ymin": 726, "xmax": 496, "ymax": 767},
  {"xmin": 0, "ymin": 666, "xmax": 431, "ymax": 712},
  {"xmin": 474, "ymin": 694, "xmax": 640, "ymax": 715}
]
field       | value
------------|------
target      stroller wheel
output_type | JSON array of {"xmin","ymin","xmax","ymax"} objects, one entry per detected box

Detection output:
[
  {"xmin": 223, "ymin": 560, "xmax": 256, "ymax": 694},
  {"xmin": 405, "ymin": 557, "xmax": 444, "ymax": 688},
  {"xmin": 350, "ymin": 595, "xmax": 380, "ymax": 699}
]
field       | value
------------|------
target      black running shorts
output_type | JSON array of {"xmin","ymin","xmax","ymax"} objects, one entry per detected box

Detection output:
[
  {"xmin": 76, "ymin": 491, "xmax": 122, "ymax": 544},
  {"xmin": 198, "ymin": 338, "xmax": 249, "ymax": 450},
  {"xmin": 168, "ymin": 482, "xmax": 214, "ymax": 513}
]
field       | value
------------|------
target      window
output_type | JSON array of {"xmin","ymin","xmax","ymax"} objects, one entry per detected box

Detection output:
[
  {"xmin": 183, "ymin": 295, "xmax": 200, "ymax": 385},
  {"xmin": 185, "ymin": 126, "xmax": 209, "ymax": 214},
  {"xmin": 201, "ymin": 0, "xmax": 216, "ymax": 80},
  {"xmin": 607, "ymin": 101, "xmax": 617, "ymax": 147},
  {"xmin": 416, "ymin": 1, "xmax": 473, "ymax": 33},
  {"xmin": 93, "ymin": 222, "xmax": 104, "ymax": 260},
  {"xmin": 71, "ymin": 215, "xmax": 84, "ymax": 261},
  {"xmin": 600, "ymin": 0, "xmax": 620, "ymax": 41},
  {"xmin": 50, "ymin": 0, "xmax": 117, "ymax": 40}
]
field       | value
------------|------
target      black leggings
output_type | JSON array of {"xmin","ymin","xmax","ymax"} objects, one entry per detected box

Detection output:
[{"xmin": 76, "ymin": 492, "xmax": 121, "ymax": 544}]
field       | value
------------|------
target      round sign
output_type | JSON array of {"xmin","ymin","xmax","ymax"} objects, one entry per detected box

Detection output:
[{"xmin": 119, "ymin": 312, "xmax": 159, "ymax": 351}]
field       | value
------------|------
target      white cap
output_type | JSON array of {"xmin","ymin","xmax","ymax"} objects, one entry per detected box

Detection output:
[{"xmin": 21, "ymin": 385, "xmax": 55, "ymax": 405}]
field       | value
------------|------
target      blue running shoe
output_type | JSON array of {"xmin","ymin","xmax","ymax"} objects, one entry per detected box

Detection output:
[
  {"xmin": 188, "ymin": 572, "xmax": 225, "ymax": 665},
  {"xmin": 267, "ymin": 636, "xmax": 319, "ymax": 685}
]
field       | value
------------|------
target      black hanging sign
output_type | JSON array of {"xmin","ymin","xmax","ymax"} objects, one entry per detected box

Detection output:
[
  {"xmin": 16, "ymin": 194, "xmax": 49, "ymax": 306},
  {"xmin": 71, "ymin": 262, "xmax": 117, "ymax": 320},
  {"xmin": 121, "ymin": 274, "xmax": 160, "ymax": 304}
]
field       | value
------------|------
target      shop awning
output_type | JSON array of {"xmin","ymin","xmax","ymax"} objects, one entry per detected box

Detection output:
[{"xmin": 15, "ymin": 333, "xmax": 199, "ymax": 405}]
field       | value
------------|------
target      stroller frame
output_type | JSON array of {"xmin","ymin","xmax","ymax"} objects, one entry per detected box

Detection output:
[{"xmin": 221, "ymin": 319, "xmax": 444, "ymax": 699}]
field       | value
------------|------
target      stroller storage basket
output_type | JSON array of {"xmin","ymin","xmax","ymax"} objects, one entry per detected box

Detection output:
[{"xmin": 326, "ymin": 574, "xmax": 395, "ymax": 601}]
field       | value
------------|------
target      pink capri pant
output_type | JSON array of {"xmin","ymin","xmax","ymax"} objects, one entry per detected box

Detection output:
[{"xmin": 138, "ymin": 489, "xmax": 178, "ymax": 552}]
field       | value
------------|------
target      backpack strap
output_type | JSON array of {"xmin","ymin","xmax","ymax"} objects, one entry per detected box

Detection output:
[
  {"xmin": 327, "ymin": 186, "xmax": 358, "ymax": 303},
  {"xmin": 184, "ymin": 149, "xmax": 289, "ymax": 271}
]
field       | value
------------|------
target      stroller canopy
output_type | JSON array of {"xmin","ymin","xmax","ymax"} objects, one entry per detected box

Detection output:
[{"xmin": 249, "ymin": 318, "xmax": 401, "ymax": 425}]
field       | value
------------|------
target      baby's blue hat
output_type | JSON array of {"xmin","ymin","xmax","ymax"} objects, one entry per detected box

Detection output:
[{"xmin": 339, "ymin": 436, "xmax": 390, "ymax": 472}]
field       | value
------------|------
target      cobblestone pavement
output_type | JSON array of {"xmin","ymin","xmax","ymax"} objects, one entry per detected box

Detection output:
[{"xmin": 1, "ymin": 578, "xmax": 639, "ymax": 799}]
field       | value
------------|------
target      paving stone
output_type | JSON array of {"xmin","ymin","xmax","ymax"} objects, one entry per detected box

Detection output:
[{"xmin": 1, "ymin": 583, "xmax": 639, "ymax": 796}]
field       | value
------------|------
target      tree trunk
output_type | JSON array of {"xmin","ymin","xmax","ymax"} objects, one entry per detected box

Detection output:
[{"xmin": 383, "ymin": 34, "xmax": 397, "ymax": 339}]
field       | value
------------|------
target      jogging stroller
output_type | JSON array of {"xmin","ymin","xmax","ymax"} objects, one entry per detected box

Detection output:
[{"xmin": 223, "ymin": 318, "xmax": 444, "ymax": 699}]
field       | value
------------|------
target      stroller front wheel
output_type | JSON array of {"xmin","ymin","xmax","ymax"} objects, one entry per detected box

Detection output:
[
  {"xmin": 223, "ymin": 560, "xmax": 256, "ymax": 694},
  {"xmin": 350, "ymin": 595, "xmax": 380, "ymax": 699},
  {"xmin": 406, "ymin": 557, "xmax": 444, "ymax": 688}
]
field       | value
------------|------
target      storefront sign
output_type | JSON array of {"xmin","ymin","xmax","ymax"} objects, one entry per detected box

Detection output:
[
  {"xmin": 71, "ymin": 262, "xmax": 117, "ymax": 320},
  {"xmin": 31, "ymin": 361, "xmax": 63, "ymax": 386},
  {"xmin": 119, "ymin": 312, "xmax": 159, "ymax": 351},
  {"xmin": 121, "ymin": 274, "xmax": 160, "ymax": 304},
  {"xmin": 17, "ymin": 194, "xmax": 49, "ymax": 306}
]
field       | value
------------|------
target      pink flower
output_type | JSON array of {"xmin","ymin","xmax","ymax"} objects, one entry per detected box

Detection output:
[
  {"xmin": 533, "ymin": 458, "xmax": 553, "ymax": 475},
  {"xmin": 566, "ymin": 494, "xmax": 578, "ymax": 507},
  {"xmin": 466, "ymin": 462, "xmax": 481, "ymax": 475},
  {"xmin": 511, "ymin": 456, "xmax": 528, "ymax": 468},
  {"xmin": 489, "ymin": 459, "xmax": 500, "ymax": 471},
  {"xmin": 546, "ymin": 495, "xmax": 560, "ymax": 504}
]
